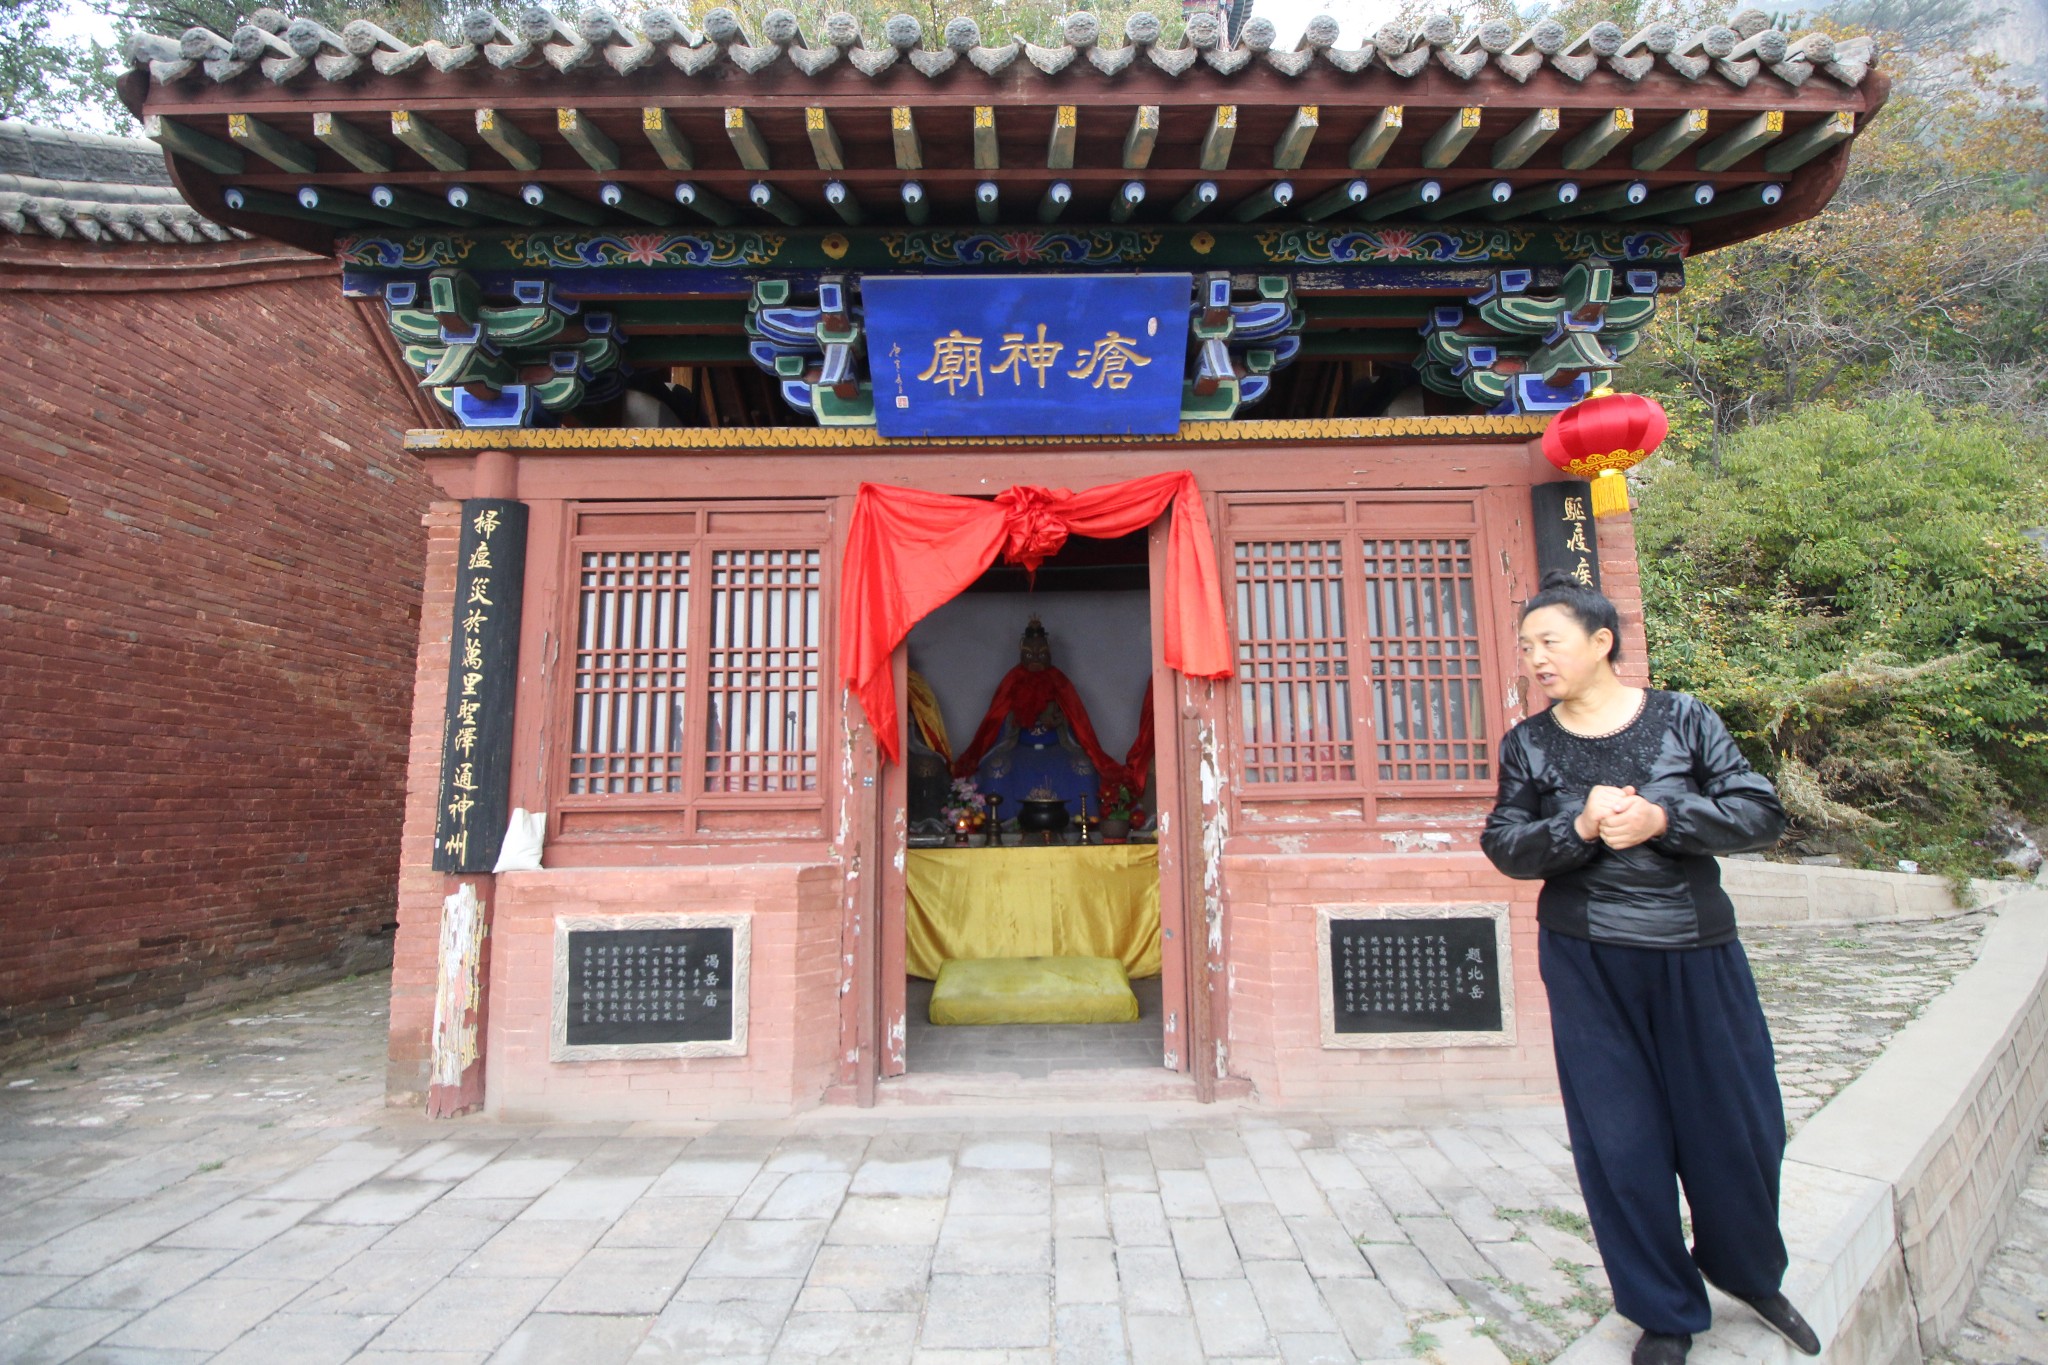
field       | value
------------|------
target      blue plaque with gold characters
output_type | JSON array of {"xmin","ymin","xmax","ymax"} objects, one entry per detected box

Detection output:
[{"xmin": 863, "ymin": 274, "xmax": 1192, "ymax": 438}]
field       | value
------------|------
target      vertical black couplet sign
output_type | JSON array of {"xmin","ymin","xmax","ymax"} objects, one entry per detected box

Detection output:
[
  {"xmin": 433, "ymin": 498, "xmax": 528, "ymax": 873},
  {"xmin": 1531, "ymin": 481, "xmax": 1601, "ymax": 592},
  {"xmin": 1330, "ymin": 917, "xmax": 1503, "ymax": 1034}
]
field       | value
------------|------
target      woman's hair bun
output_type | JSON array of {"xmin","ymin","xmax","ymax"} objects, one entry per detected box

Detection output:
[{"xmin": 1520, "ymin": 569, "xmax": 1624, "ymax": 664}]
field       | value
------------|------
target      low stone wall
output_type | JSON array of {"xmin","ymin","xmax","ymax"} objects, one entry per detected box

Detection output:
[
  {"xmin": 1558, "ymin": 884, "xmax": 2048, "ymax": 1364},
  {"xmin": 1721, "ymin": 858, "xmax": 1967, "ymax": 925}
]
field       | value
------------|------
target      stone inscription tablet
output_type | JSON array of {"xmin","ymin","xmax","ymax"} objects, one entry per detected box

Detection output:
[
  {"xmin": 1316, "ymin": 904, "xmax": 1515, "ymax": 1049},
  {"xmin": 551, "ymin": 913, "xmax": 750, "ymax": 1061}
]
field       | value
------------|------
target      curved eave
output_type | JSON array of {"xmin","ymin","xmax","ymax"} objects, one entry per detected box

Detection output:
[{"xmin": 133, "ymin": 35, "xmax": 1889, "ymax": 259}]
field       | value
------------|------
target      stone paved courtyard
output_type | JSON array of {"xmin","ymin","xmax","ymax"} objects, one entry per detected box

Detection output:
[
  {"xmin": 0, "ymin": 905, "xmax": 2021, "ymax": 1365},
  {"xmin": 1745, "ymin": 911, "xmax": 1991, "ymax": 1129}
]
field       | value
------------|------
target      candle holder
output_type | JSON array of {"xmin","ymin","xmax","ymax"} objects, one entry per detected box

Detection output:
[
  {"xmin": 1078, "ymin": 795, "xmax": 1092, "ymax": 846},
  {"xmin": 952, "ymin": 817, "xmax": 972, "ymax": 846},
  {"xmin": 983, "ymin": 794, "xmax": 1003, "ymax": 847}
]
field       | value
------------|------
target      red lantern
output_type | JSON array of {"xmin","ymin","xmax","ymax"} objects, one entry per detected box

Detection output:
[{"xmin": 1540, "ymin": 388, "xmax": 1670, "ymax": 519}]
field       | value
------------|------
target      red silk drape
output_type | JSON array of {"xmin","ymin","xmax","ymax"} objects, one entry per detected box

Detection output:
[{"xmin": 839, "ymin": 472, "xmax": 1233, "ymax": 764}]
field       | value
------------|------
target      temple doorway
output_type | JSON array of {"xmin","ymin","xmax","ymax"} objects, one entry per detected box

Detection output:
[{"xmin": 896, "ymin": 530, "xmax": 1169, "ymax": 1078}]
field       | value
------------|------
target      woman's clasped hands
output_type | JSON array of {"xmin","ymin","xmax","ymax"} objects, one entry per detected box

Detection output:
[{"xmin": 1574, "ymin": 784, "xmax": 1670, "ymax": 849}]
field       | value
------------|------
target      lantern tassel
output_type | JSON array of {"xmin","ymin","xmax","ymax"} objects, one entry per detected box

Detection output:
[{"xmin": 1590, "ymin": 469, "xmax": 1630, "ymax": 518}]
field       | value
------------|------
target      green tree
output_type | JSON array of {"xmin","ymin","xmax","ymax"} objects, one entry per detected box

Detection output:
[{"xmin": 2, "ymin": 0, "xmax": 124, "ymax": 127}]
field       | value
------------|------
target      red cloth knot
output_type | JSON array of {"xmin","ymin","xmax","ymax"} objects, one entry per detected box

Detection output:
[{"xmin": 994, "ymin": 485, "xmax": 1075, "ymax": 573}]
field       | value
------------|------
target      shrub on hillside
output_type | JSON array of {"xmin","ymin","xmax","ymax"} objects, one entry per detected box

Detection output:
[{"xmin": 1635, "ymin": 396, "xmax": 2048, "ymax": 877}]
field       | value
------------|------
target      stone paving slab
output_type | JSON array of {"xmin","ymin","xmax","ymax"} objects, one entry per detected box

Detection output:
[{"xmin": 0, "ymin": 902, "xmax": 2008, "ymax": 1365}]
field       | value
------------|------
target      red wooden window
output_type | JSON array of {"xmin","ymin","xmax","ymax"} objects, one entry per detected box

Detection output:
[
  {"xmin": 1361, "ymin": 537, "xmax": 1489, "ymax": 783},
  {"xmin": 569, "ymin": 550, "xmax": 689, "ymax": 795},
  {"xmin": 559, "ymin": 505, "xmax": 829, "ymax": 821},
  {"xmin": 1225, "ymin": 498, "xmax": 1500, "ymax": 801},
  {"xmin": 702, "ymin": 548, "xmax": 822, "ymax": 794},
  {"xmin": 1233, "ymin": 539, "xmax": 1355, "ymax": 784}
]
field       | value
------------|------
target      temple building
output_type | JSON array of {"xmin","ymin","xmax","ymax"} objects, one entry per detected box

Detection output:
[{"xmin": 117, "ymin": 3, "xmax": 1884, "ymax": 1117}]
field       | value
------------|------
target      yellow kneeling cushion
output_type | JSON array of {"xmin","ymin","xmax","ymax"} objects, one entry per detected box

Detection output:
[{"xmin": 929, "ymin": 956, "xmax": 1140, "ymax": 1026}]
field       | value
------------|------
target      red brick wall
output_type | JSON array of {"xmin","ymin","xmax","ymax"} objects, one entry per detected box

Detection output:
[{"xmin": 0, "ymin": 238, "xmax": 438, "ymax": 1058}]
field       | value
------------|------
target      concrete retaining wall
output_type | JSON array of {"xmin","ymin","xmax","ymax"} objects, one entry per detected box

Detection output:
[
  {"xmin": 1721, "ymin": 858, "xmax": 1968, "ymax": 926},
  {"xmin": 1559, "ymin": 884, "xmax": 2048, "ymax": 1364}
]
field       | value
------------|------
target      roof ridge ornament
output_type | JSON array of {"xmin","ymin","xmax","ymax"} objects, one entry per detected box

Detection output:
[{"xmin": 116, "ymin": 1, "xmax": 1879, "ymax": 94}]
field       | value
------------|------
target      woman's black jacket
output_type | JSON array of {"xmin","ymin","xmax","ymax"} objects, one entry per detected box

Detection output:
[{"xmin": 1480, "ymin": 691, "xmax": 1786, "ymax": 949}]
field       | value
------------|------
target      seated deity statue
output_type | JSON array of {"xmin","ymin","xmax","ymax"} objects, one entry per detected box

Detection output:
[{"xmin": 952, "ymin": 618, "xmax": 1122, "ymax": 822}]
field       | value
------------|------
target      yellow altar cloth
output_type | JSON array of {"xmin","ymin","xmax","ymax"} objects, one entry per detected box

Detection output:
[{"xmin": 904, "ymin": 845, "xmax": 1161, "ymax": 981}]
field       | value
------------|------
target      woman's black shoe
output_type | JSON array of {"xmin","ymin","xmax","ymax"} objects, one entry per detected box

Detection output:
[
  {"xmin": 1739, "ymin": 1292, "xmax": 1822, "ymax": 1355},
  {"xmin": 1632, "ymin": 1332, "xmax": 1692, "ymax": 1364}
]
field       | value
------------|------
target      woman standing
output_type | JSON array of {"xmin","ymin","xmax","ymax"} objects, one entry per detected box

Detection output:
[{"xmin": 1481, "ymin": 572, "xmax": 1821, "ymax": 1365}]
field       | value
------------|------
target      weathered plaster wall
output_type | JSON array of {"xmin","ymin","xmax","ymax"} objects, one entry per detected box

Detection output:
[{"xmin": 0, "ymin": 236, "xmax": 436, "ymax": 1059}]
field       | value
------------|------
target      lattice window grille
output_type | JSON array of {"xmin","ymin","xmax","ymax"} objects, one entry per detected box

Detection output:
[
  {"xmin": 1361, "ymin": 537, "xmax": 1490, "ymax": 784},
  {"xmin": 703, "ymin": 548, "xmax": 823, "ymax": 794},
  {"xmin": 569, "ymin": 550, "xmax": 690, "ymax": 795},
  {"xmin": 1232, "ymin": 538, "xmax": 1356, "ymax": 784}
]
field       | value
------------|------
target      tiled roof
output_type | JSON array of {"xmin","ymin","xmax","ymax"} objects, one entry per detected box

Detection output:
[
  {"xmin": 0, "ymin": 120, "xmax": 240, "ymax": 242},
  {"xmin": 124, "ymin": 4, "xmax": 1874, "ymax": 94}
]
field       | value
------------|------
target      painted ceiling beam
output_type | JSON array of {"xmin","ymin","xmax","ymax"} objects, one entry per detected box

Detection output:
[
  {"xmin": 973, "ymin": 106, "xmax": 999, "ymax": 171},
  {"xmin": 642, "ymin": 108, "xmax": 693, "ymax": 171},
  {"xmin": 899, "ymin": 181, "xmax": 928, "ymax": 225},
  {"xmin": 1300, "ymin": 178, "xmax": 1367, "ymax": 221},
  {"xmin": 227, "ymin": 113, "xmax": 315, "ymax": 173},
  {"xmin": 1632, "ymin": 109, "xmax": 1709, "ymax": 170},
  {"xmin": 749, "ymin": 181, "xmax": 804, "ymax": 225},
  {"xmin": 1200, "ymin": 106, "xmax": 1237, "ymax": 172},
  {"xmin": 147, "ymin": 115, "xmax": 243, "ymax": 175},
  {"xmin": 601, "ymin": 181, "xmax": 675, "ymax": 225},
  {"xmin": 1488, "ymin": 180, "xmax": 1576, "ymax": 219},
  {"xmin": 1669, "ymin": 180, "xmax": 1782, "ymax": 220},
  {"xmin": 1230, "ymin": 181, "xmax": 1293, "ymax": 222},
  {"xmin": 1123, "ymin": 106, "xmax": 1159, "ymax": 171},
  {"xmin": 1548, "ymin": 180, "xmax": 1647, "ymax": 218},
  {"xmin": 891, "ymin": 107, "xmax": 922, "ymax": 172},
  {"xmin": 725, "ymin": 108, "xmax": 770, "ymax": 171},
  {"xmin": 390, "ymin": 111, "xmax": 465, "ymax": 172},
  {"xmin": 805, "ymin": 107, "xmax": 844, "ymax": 171},
  {"xmin": 1421, "ymin": 108, "xmax": 1484, "ymax": 169},
  {"xmin": 224, "ymin": 184, "xmax": 344, "ymax": 224},
  {"xmin": 1762, "ymin": 110, "xmax": 1853, "ymax": 172},
  {"xmin": 522, "ymin": 182, "xmax": 603, "ymax": 225},
  {"xmin": 1421, "ymin": 178, "xmax": 1511, "ymax": 220},
  {"xmin": 1273, "ymin": 106, "xmax": 1319, "ymax": 171},
  {"xmin": 825, "ymin": 180, "xmax": 862, "ymax": 225},
  {"xmin": 1357, "ymin": 179, "xmax": 1440, "ymax": 220},
  {"xmin": 1047, "ymin": 105, "xmax": 1077, "ymax": 171},
  {"xmin": 1348, "ymin": 107, "xmax": 1402, "ymax": 171},
  {"xmin": 1171, "ymin": 180, "xmax": 1217, "ymax": 221},
  {"xmin": 1037, "ymin": 181, "xmax": 1071, "ymax": 223},
  {"xmin": 295, "ymin": 184, "xmax": 420, "ymax": 228},
  {"xmin": 311, "ymin": 113, "xmax": 392, "ymax": 173},
  {"xmin": 475, "ymin": 109, "xmax": 542, "ymax": 171},
  {"xmin": 673, "ymin": 182, "xmax": 739, "ymax": 225},
  {"xmin": 447, "ymin": 183, "xmax": 544, "ymax": 224},
  {"xmin": 1561, "ymin": 110, "xmax": 1632, "ymax": 171},
  {"xmin": 1491, "ymin": 108, "xmax": 1559, "ymax": 170},
  {"xmin": 558, "ymin": 110, "xmax": 620, "ymax": 172},
  {"xmin": 373, "ymin": 183, "xmax": 482, "ymax": 226},
  {"xmin": 1108, "ymin": 180, "xmax": 1145, "ymax": 223},
  {"xmin": 1697, "ymin": 110, "xmax": 1784, "ymax": 171}
]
